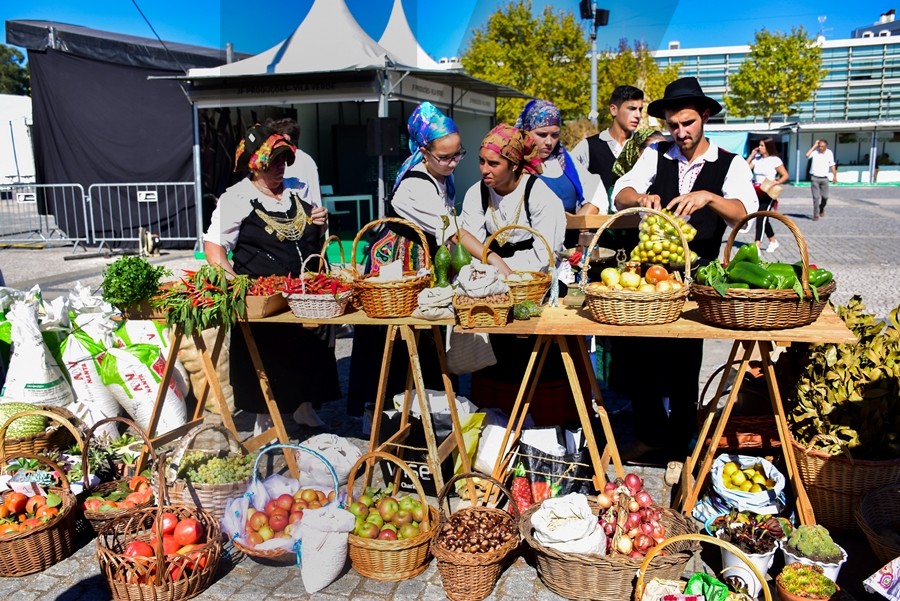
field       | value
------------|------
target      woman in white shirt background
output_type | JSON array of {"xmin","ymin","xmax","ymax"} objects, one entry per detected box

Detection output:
[{"xmin": 747, "ymin": 137, "xmax": 789, "ymax": 253}]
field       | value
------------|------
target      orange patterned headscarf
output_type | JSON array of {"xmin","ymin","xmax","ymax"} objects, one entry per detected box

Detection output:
[
  {"xmin": 234, "ymin": 125, "xmax": 296, "ymax": 173},
  {"xmin": 480, "ymin": 124, "xmax": 543, "ymax": 175}
]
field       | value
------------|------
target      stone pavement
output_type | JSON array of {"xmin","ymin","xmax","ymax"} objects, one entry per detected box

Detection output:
[{"xmin": 1, "ymin": 185, "xmax": 898, "ymax": 599}]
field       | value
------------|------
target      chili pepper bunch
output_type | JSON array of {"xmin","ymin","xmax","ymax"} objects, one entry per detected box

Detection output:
[
  {"xmin": 248, "ymin": 275, "xmax": 287, "ymax": 296},
  {"xmin": 152, "ymin": 265, "xmax": 250, "ymax": 335},
  {"xmin": 281, "ymin": 272, "xmax": 352, "ymax": 298}
]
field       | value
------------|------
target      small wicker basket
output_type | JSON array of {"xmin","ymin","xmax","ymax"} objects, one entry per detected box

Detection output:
[
  {"xmin": 431, "ymin": 472, "xmax": 521, "ymax": 601},
  {"xmin": 856, "ymin": 483, "xmax": 900, "ymax": 565},
  {"xmin": 320, "ymin": 234, "xmax": 355, "ymax": 282},
  {"xmin": 351, "ymin": 217, "xmax": 432, "ymax": 317},
  {"xmin": 481, "ymin": 224, "xmax": 553, "ymax": 304},
  {"xmin": 81, "ymin": 417, "xmax": 157, "ymax": 533},
  {"xmin": 346, "ymin": 451, "xmax": 437, "ymax": 581},
  {"xmin": 520, "ymin": 499, "xmax": 699, "ymax": 601},
  {"xmin": 96, "ymin": 459, "xmax": 221, "ymax": 601},
  {"xmin": 0, "ymin": 453, "xmax": 78, "ymax": 577},
  {"xmin": 282, "ymin": 253, "xmax": 353, "ymax": 319},
  {"xmin": 453, "ymin": 294, "xmax": 512, "ymax": 328},
  {"xmin": 0, "ymin": 405, "xmax": 84, "ymax": 457},
  {"xmin": 692, "ymin": 211, "xmax": 835, "ymax": 330},
  {"xmin": 230, "ymin": 443, "xmax": 340, "ymax": 564},
  {"xmin": 579, "ymin": 207, "xmax": 690, "ymax": 325}
]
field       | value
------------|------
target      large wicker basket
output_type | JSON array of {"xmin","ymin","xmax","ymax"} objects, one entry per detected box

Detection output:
[
  {"xmin": 856, "ymin": 484, "xmax": 900, "ymax": 565},
  {"xmin": 692, "ymin": 211, "xmax": 835, "ymax": 330},
  {"xmin": 520, "ymin": 499, "xmax": 699, "ymax": 601},
  {"xmin": 431, "ymin": 472, "xmax": 521, "ymax": 601},
  {"xmin": 230, "ymin": 443, "xmax": 339, "ymax": 564},
  {"xmin": 453, "ymin": 293, "xmax": 512, "ymax": 328},
  {"xmin": 282, "ymin": 253, "xmax": 352, "ymax": 319},
  {"xmin": 793, "ymin": 434, "xmax": 900, "ymax": 532},
  {"xmin": 634, "ymin": 533, "xmax": 772, "ymax": 601},
  {"xmin": 346, "ymin": 451, "xmax": 437, "ymax": 581},
  {"xmin": 481, "ymin": 224, "xmax": 553, "ymax": 304},
  {"xmin": 154, "ymin": 423, "xmax": 250, "ymax": 522},
  {"xmin": 0, "ymin": 404, "xmax": 84, "ymax": 456},
  {"xmin": 96, "ymin": 460, "xmax": 221, "ymax": 601},
  {"xmin": 351, "ymin": 217, "xmax": 432, "ymax": 317},
  {"xmin": 81, "ymin": 417, "xmax": 157, "ymax": 533},
  {"xmin": 580, "ymin": 207, "xmax": 690, "ymax": 325},
  {"xmin": 0, "ymin": 453, "xmax": 78, "ymax": 577}
]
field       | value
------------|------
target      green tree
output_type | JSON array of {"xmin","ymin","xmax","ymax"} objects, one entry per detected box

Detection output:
[
  {"xmin": 0, "ymin": 44, "xmax": 30, "ymax": 96},
  {"xmin": 462, "ymin": 0, "xmax": 589, "ymax": 123},
  {"xmin": 724, "ymin": 27, "xmax": 823, "ymax": 125}
]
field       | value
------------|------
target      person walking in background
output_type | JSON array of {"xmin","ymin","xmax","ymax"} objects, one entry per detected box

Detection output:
[
  {"xmin": 747, "ymin": 137, "xmax": 789, "ymax": 253},
  {"xmin": 806, "ymin": 139, "xmax": 837, "ymax": 220}
]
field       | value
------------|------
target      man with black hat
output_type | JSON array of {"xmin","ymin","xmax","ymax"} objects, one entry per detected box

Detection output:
[{"xmin": 609, "ymin": 77, "xmax": 757, "ymax": 462}]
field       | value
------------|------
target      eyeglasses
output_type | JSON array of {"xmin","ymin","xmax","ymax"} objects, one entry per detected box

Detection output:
[{"xmin": 427, "ymin": 147, "xmax": 466, "ymax": 166}]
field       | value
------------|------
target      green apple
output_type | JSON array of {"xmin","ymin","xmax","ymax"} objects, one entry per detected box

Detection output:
[
  {"xmin": 357, "ymin": 494, "xmax": 375, "ymax": 508},
  {"xmin": 365, "ymin": 512, "xmax": 384, "ymax": 528}
]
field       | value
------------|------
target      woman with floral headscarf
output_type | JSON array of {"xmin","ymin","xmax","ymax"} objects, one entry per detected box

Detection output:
[
  {"xmin": 205, "ymin": 124, "xmax": 339, "ymax": 433},
  {"xmin": 515, "ymin": 99, "xmax": 609, "ymax": 219},
  {"xmin": 460, "ymin": 124, "xmax": 566, "ymax": 276}
]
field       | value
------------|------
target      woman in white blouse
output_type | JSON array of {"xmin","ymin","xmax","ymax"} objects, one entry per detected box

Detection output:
[{"xmin": 747, "ymin": 137, "xmax": 789, "ymax": 253}]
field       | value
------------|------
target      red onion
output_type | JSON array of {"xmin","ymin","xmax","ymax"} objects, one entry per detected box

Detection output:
[
  {"xmin": 625, "ymin": 473, "xmax": 643, "ymax": 494},
  {"xmin": 603, "ymin": 481, "xmax": 618, "ymax": 495},
  {"xmin": 651, "ymin": 522, "xmax": 666, "ymax": 540},
  {"xmin": 627, "ymin": 499, "xmax": 640, "ymax": 513},
  {"xmin": 640, "ymin": 522, "xmax": 654, "ymax": 536},
  {"xmin": 649, "ymin": 509, "xmax": 661, "ymax": 522},
  {"xmin": 634, "ymin": 533, "xmax": 654, "ymax": 553},
  {"xmin": 636, "ymin": 490, "xmax": 653, "ymax": 508},
  {"xmin": 625, "ymin": 512, "xmax": 641, "ymax": 529},
  {"xmin": 627, "ymin": 527, "xmax": 640, "ymax": 538},
  {"xmin": 629, "ymin": 550, "xmax": 644, "ymax": 559},
  {"xmin": 603, "ymin": 521, "xmax": 616, "ymax": 536},
  {"xmin": 597, "ymin": 493, "xmax": 612, "ymax": 509}
]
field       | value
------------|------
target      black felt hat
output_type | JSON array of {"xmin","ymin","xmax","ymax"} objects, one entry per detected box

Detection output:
[
  {"xmin": 647, "ymin": 77, "xmax": 723, "ymax": 119},
  {"xmin": 234, "ymin": 124, "xmax": 296, "ymax": 173}
]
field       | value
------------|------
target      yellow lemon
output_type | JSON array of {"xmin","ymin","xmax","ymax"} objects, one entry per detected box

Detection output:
[
  {"xmin": 739, "ymin": 480, "xmax": 753, "ymax": 492},
  {"xmin": 723, "ymin": 462, "xmax": 739, "ymax": 477},
  {"xmin": 749, "ymin": 484, "xmax": 763, "ymax": 493},
  {"xmin": 730, "ymin": 471, "xmax": 747, "ymax": 486},
  {"xmin": 752, "ymin": 473, "xmax": 767, "ymax": 485}
]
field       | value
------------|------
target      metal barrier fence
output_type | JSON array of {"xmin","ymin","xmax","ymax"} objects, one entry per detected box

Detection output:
[
  {"xmin": 0, "ymin": 183, "xmax": 89, "ymax": 248},
  {"xmin": 87, "ymin": 182, "xmax": 196, "ymax": 249}
]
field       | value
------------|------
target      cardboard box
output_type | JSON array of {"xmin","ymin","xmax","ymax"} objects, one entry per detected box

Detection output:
[
  {"xmin": 565, "ymin": 212, "xmax": 641, "ymax": 230},
  {"xmin": 244, "ymin": 293, "xmax": 289, "ymax": 319}
]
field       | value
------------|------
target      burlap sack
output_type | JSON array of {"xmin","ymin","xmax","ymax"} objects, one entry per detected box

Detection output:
[{"xmin": 177, "ymin": 327, "xmax": 234, "ymax": 414}]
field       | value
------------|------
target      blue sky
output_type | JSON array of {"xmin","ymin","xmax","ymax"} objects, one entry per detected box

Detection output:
[{"xmin": 1, "ymin": 0, "xmax": 892, "ymax": 59}]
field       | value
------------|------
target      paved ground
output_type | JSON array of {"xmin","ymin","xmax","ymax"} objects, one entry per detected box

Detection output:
[{"xmin": 0, "ymin": 185, "xmax": 897, "ymax": 599}]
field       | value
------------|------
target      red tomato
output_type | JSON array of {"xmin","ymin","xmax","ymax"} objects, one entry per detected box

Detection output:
[
  {"xmin": 124, "ymin": 540, "xmax": 155, "ymax": 558},
  {"xmin": 161, "ymin": 534, "xmax": 181, "ymax": 555},
  {"xmin": 173, "ymin": 518, "xmax": 203, "ymax": 547},
  {"xmin": 25, "ymin": 495, "xmax": 47, "ymax": 515},
  {"xmin": 152, "ymin": 512, "xmax": 179, "ymax": 536},
  {"xmin": 4, "ymin": 492, "xmax": 27, "ymax": 514}
]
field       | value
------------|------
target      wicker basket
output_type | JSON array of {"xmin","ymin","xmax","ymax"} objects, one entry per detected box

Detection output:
[
  {"xmin": 792, "ymin": 434, "xmax": 900, "ymax": 532},
  {"xmin": 230, "ymin": 443, "xmax": 340, "ymax": 564},
  {"xmin": 453, "ymin": 294, "xmax": 512, "ymax": 328},
  {"xmin": 634, "ymin": 533, "xmax": 773, "ymax": 601},
  {"xmin": 579, "ymin": 207, "xmax": 690, "ymax": 326},
  {"xmin": 81, "ymin": 417, "xmax": 157, "ymax": 533},
  {"xmin": 346, "ymin": 451, "xmax": 437, "ymax": 581},
  {"xmin": 856, "ymin": 484, "xmax": 900, "ymax": 565},
  {"xmin": 154, "ymin": 423, "xmax": 250, "ymax": 522},
  {"xmin": 282, "ymin": 253, "xmax": 353, "ymax": 319},
  {"xmin": 520, "ymin": 499, "xmax": 699, "ymax": 601},
  {"xmin": 96, "ymin": 460, "xmax": 221, "ymax": 601},
  {"xmin": 351, "ymin": 217, "xmax": 432, "ymax": 317},
  {"xmin": 321, "ymin": 234, "xmax": 355, "ymax": 281},
  {"xmin": 481, "ymin": 224, "xmax": 553, "ymax": 304},
  {"xmin": 692, "ymin": 211, "xmax": 835, "ymax": 330},
  {"xmin": 0, "ymin": 404, "xmax": 84, "ymax": 456},
  {"xmin": 0, "ymin": 454, "xmax": 78, "ymax": 577},
  {"xmin": 431, "ymin": 472, "xmax": 521, "ymax": 601}
]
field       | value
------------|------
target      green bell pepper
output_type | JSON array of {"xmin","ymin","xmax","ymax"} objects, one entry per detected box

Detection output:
[
  {"xmin": 725, "ymin": 243, "xmax": 760, "ymax": 274},
  {"xmin": 725, "ymin": 282, "xmax": 750, "ymax": 289},
  {"xmin": 763, "ymin": 262, "xmax": 798, "ymax": 289},
  {"xmin": 728, "ymin": 262, "xmax": 777, "ymax": 289},
  {"xmin": 809, "ymin": 268, "xmax": 833, "ymax": 287}
]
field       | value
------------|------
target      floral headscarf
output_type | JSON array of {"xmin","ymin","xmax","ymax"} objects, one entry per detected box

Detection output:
[
  {"xmin": 515, "ymin": 99, "xmax": 582, "ymax": 201},
  {"xmin": 234, "ymin": 125, "xmax": 296, "ymax": 173},
  {"xmin": 480, "ymin": 124, "xmax": 543, "ymax": 175},
  {"xmin": 393, "ymin": 102, "xmax": 459, "ymax": 198},
  {"xmin": 612, "ymin": 127, "xmax": 664, "ymax": 181}
]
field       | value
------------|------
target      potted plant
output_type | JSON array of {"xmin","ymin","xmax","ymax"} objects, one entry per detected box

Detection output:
[
  {"xmin": 101, "ymin": 256, "xmax": 170, "ymax": 317},
  {"xmin": 713, "ymin": 511, "xmax": 786, "ymax": 598},
  {"xmin": 775, "ymin": 562, "xmax": 839, "ymax": 600},
  {"xmin": 781, "ymin": 524, "xmax": 847, "ymax": 581}
]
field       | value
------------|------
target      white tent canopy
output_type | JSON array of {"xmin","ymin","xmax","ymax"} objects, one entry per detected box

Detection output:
[{"xmin": 377, "ymin": 0, "xmax": 455, "ymax": 71}]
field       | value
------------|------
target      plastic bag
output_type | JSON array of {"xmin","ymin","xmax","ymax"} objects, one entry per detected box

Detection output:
[
  {"xmin": 865, "ymin": 556, "xmax": 900, "ymax": 600},
  {"xmin": 685, "ymin": 572, "xmax": 728, "ymax": 601},
  {"xmin": 631, "ymin": 210, "xmax": 695, "ymax": 266},
  {"xmin": 296, "ymin": 433, "xmax": 362, "ymax": 487},
  {"xmin": 114, "ymin": 320, "xmax": 189, "ymax": 396},
  {"xmin": 640, "ymin": 578, "xmax": 686, "ymax": 601},
  {"xmin": 530, "ymin": 493, "xmax": 606, "ymax": 555},
  {"xmin": 445, "ymin": 328, "xmax": 496, "ymax": 374},
  {"xmin": 518, "ymin": 438, "xmax": 593, "ymax": 501},
  {"xmin": 299, "ymin": 505, "xmax": 356, "ymax": 593},
  {"xmin": 711, "ymin": 453, "xmax": 785, "ymax": 514}
]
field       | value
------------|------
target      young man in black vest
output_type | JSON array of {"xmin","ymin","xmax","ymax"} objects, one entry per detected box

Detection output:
[
  {"xmin": 571, "ymin": 85, "xmax": 645, "ymax": 205},
  {"xmin": 610, "ymin": 77, "xmax": 758, "ymax": 462}
]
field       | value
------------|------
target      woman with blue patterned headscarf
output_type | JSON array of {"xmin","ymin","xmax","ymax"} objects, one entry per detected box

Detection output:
[{"xmin": 515, "ymin": 99, "xmax": 609, "ymax": 220}]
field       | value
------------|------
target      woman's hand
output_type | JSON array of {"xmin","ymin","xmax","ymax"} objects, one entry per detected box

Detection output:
[{"xmin": 309, "ymin": 206, "xmax": 329, "ymax": 226}]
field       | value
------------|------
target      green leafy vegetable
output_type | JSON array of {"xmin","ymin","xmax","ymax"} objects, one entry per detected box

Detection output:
[{"xmin": 101, "ymin": 256, "xmax": 170, "ymax": 310}]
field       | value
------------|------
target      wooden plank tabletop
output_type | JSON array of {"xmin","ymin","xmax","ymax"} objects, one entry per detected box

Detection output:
[{"xmin": 248, "ymin": 307, "xmax": 453, "ymax": 328}]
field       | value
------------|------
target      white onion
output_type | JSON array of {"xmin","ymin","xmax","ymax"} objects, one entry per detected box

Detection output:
[
  {"xmin": 597, "ymin": 493, "xmax": 612, "ymax": 509},
  {"xmin": 616, "ymin": 535, "xmax": 633, "ymax": 554}
]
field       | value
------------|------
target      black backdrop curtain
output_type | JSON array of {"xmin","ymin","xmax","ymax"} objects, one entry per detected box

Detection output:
[{"xmin": 29, "ymin": 49, "xmax": 196, "ymax": 247}]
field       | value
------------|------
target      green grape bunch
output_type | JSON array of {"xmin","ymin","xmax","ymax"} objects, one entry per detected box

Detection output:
[{"xmin": 177, "ymin": 450, "xmax": 256, "ymax": 485}]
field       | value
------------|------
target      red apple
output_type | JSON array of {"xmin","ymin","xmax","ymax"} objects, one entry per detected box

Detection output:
[
  {"xmin": 248, "ymin": 511, "xmax": 268, "ymax": 532},
  {"xmin": 392, "ymin": 510, "xmax": 413, "ymax": 528},
  {"xmin": 246, "ymin": 531, "xmax": 263, "ymax": 546},
  {"xmin": 275, "ymin": 494, "xmax": 294, "ymax": 512},
  {"xmin": 264, "ymin": 499, "xmax": 279, "ymax": 516},
  {"xmin": 377, "ymin": 497, "xmax": 399, "ymax": 522},
  {"xmin": 292, "ymin": 500, "xmax": 307, "ymax": 513},
  {"xmin": 124, "ymin": 540, "xmax": 154, "ymax": 558},
  {"xmin": 377, "ymin": 528, "xmax": 398, "ymax": 540},
  {"xmin": 173, "ymin": 518, "xmax": 203, "ymax": 546},
  {"xmin": 289, "ymin": 511, "xmax": 303, "ymax": 525},
  {"xmin": 161, "ymin": 535, "xmax": 181, "ymax": 555},
  {"xmin": 269, "ymin": 513, "xmax": 288, "ymax": 533}
]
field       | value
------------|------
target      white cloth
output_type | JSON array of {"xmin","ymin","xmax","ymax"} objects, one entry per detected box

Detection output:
[
  {"xmin": 460, "ymin": 175, "xmax": 565, "ymax": 273},
  {"xmin": 283, "ymin": 148, "xmax": 322, "ymax": 207},
  {"xmin": 204, "ymin": 177, "xmax": 322, "ymax": 250},
  {"xmin": 530, "ymin": 494, "xmax": 607, "ymax": 555},
  {"xmin": 809, "ymin": 148, "xmax": 836, "ymax": 177},
  {"xmin": 455, "ymin": 261, "xmax": 510, "ymax": 298},
  {"xmin": 391, "ymin": 163, "xmax": 455, "ymax": 242},
  {"xmin": 749, "ymin": 155, "xmax": 785, "ymax": 183},
  {"xmin": 570, "ymin": 128, "xmax": 625, "ymax": 170},
  {"xmin": 612, "ymin": 140, "xmax": 758, "ymax": 229}
]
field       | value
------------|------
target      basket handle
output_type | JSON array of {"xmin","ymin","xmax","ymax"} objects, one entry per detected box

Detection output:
[
  {"xmin": 436, "ymin": 471, "xmax": 520, "ymax": 521},
  {"xmin": 803, "ymin": 433, "xmax": 854, "ymax": 462},
  {"xmin": 320, "ymin": 235, "xmax": 347, "ymax": 265},
  {"xmin": 150, "ymin": 455, "xmax": 171, "ymax": 586},
  {"xmin": 251, "ymin": 443, "xmax": 340, "ymax": 498},
  {"xmin": 167, "ymin": 422, "xmax": 243, "ymax": 483},
  {"xmin": 81, "ymin": 416, "xmax": 157, "ymax": 490},
  {"xmin": 346, "ymin": 451, "xmax": 432, "ymax": 532},
  {"xmin": 633, "ymin": 533, "xmax": 772, "ymax": 601},
  {"xmin": 298, "ymin": 252, "xmax": 331, "ymax": 295},
  {"xmin": 464, "ymin": 304, "xmax": 499, "ymax": 328},
  {"xmin": 1, "ymin": 452, "xmax": 71, "ymax": 492},
  {"xmin": 480, "ymin": 223, "xmax": 555, "ymax": 272},
  {"xmin": 580, "ymin": 207, "xmax": 692, "ymax": 287},
  {"xmin": 0, "ymin": 408, "xmax": 85, "ymax": 460},
  {"xmin": 351, "ymin": 217, "xmax": 432, "ymax": 277},
  {"xmin": 723, "ymin": 210, "xmax": 812, "ymax": 296}
]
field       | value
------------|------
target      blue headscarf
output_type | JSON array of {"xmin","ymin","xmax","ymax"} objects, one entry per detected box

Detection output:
[
  {"xmin": 515, "ymin": 99, "xmax": 583, "ymax": 203},
  {"xmin": 393, "ymin": 102, "xmax": 459, "ymax": 199}
]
